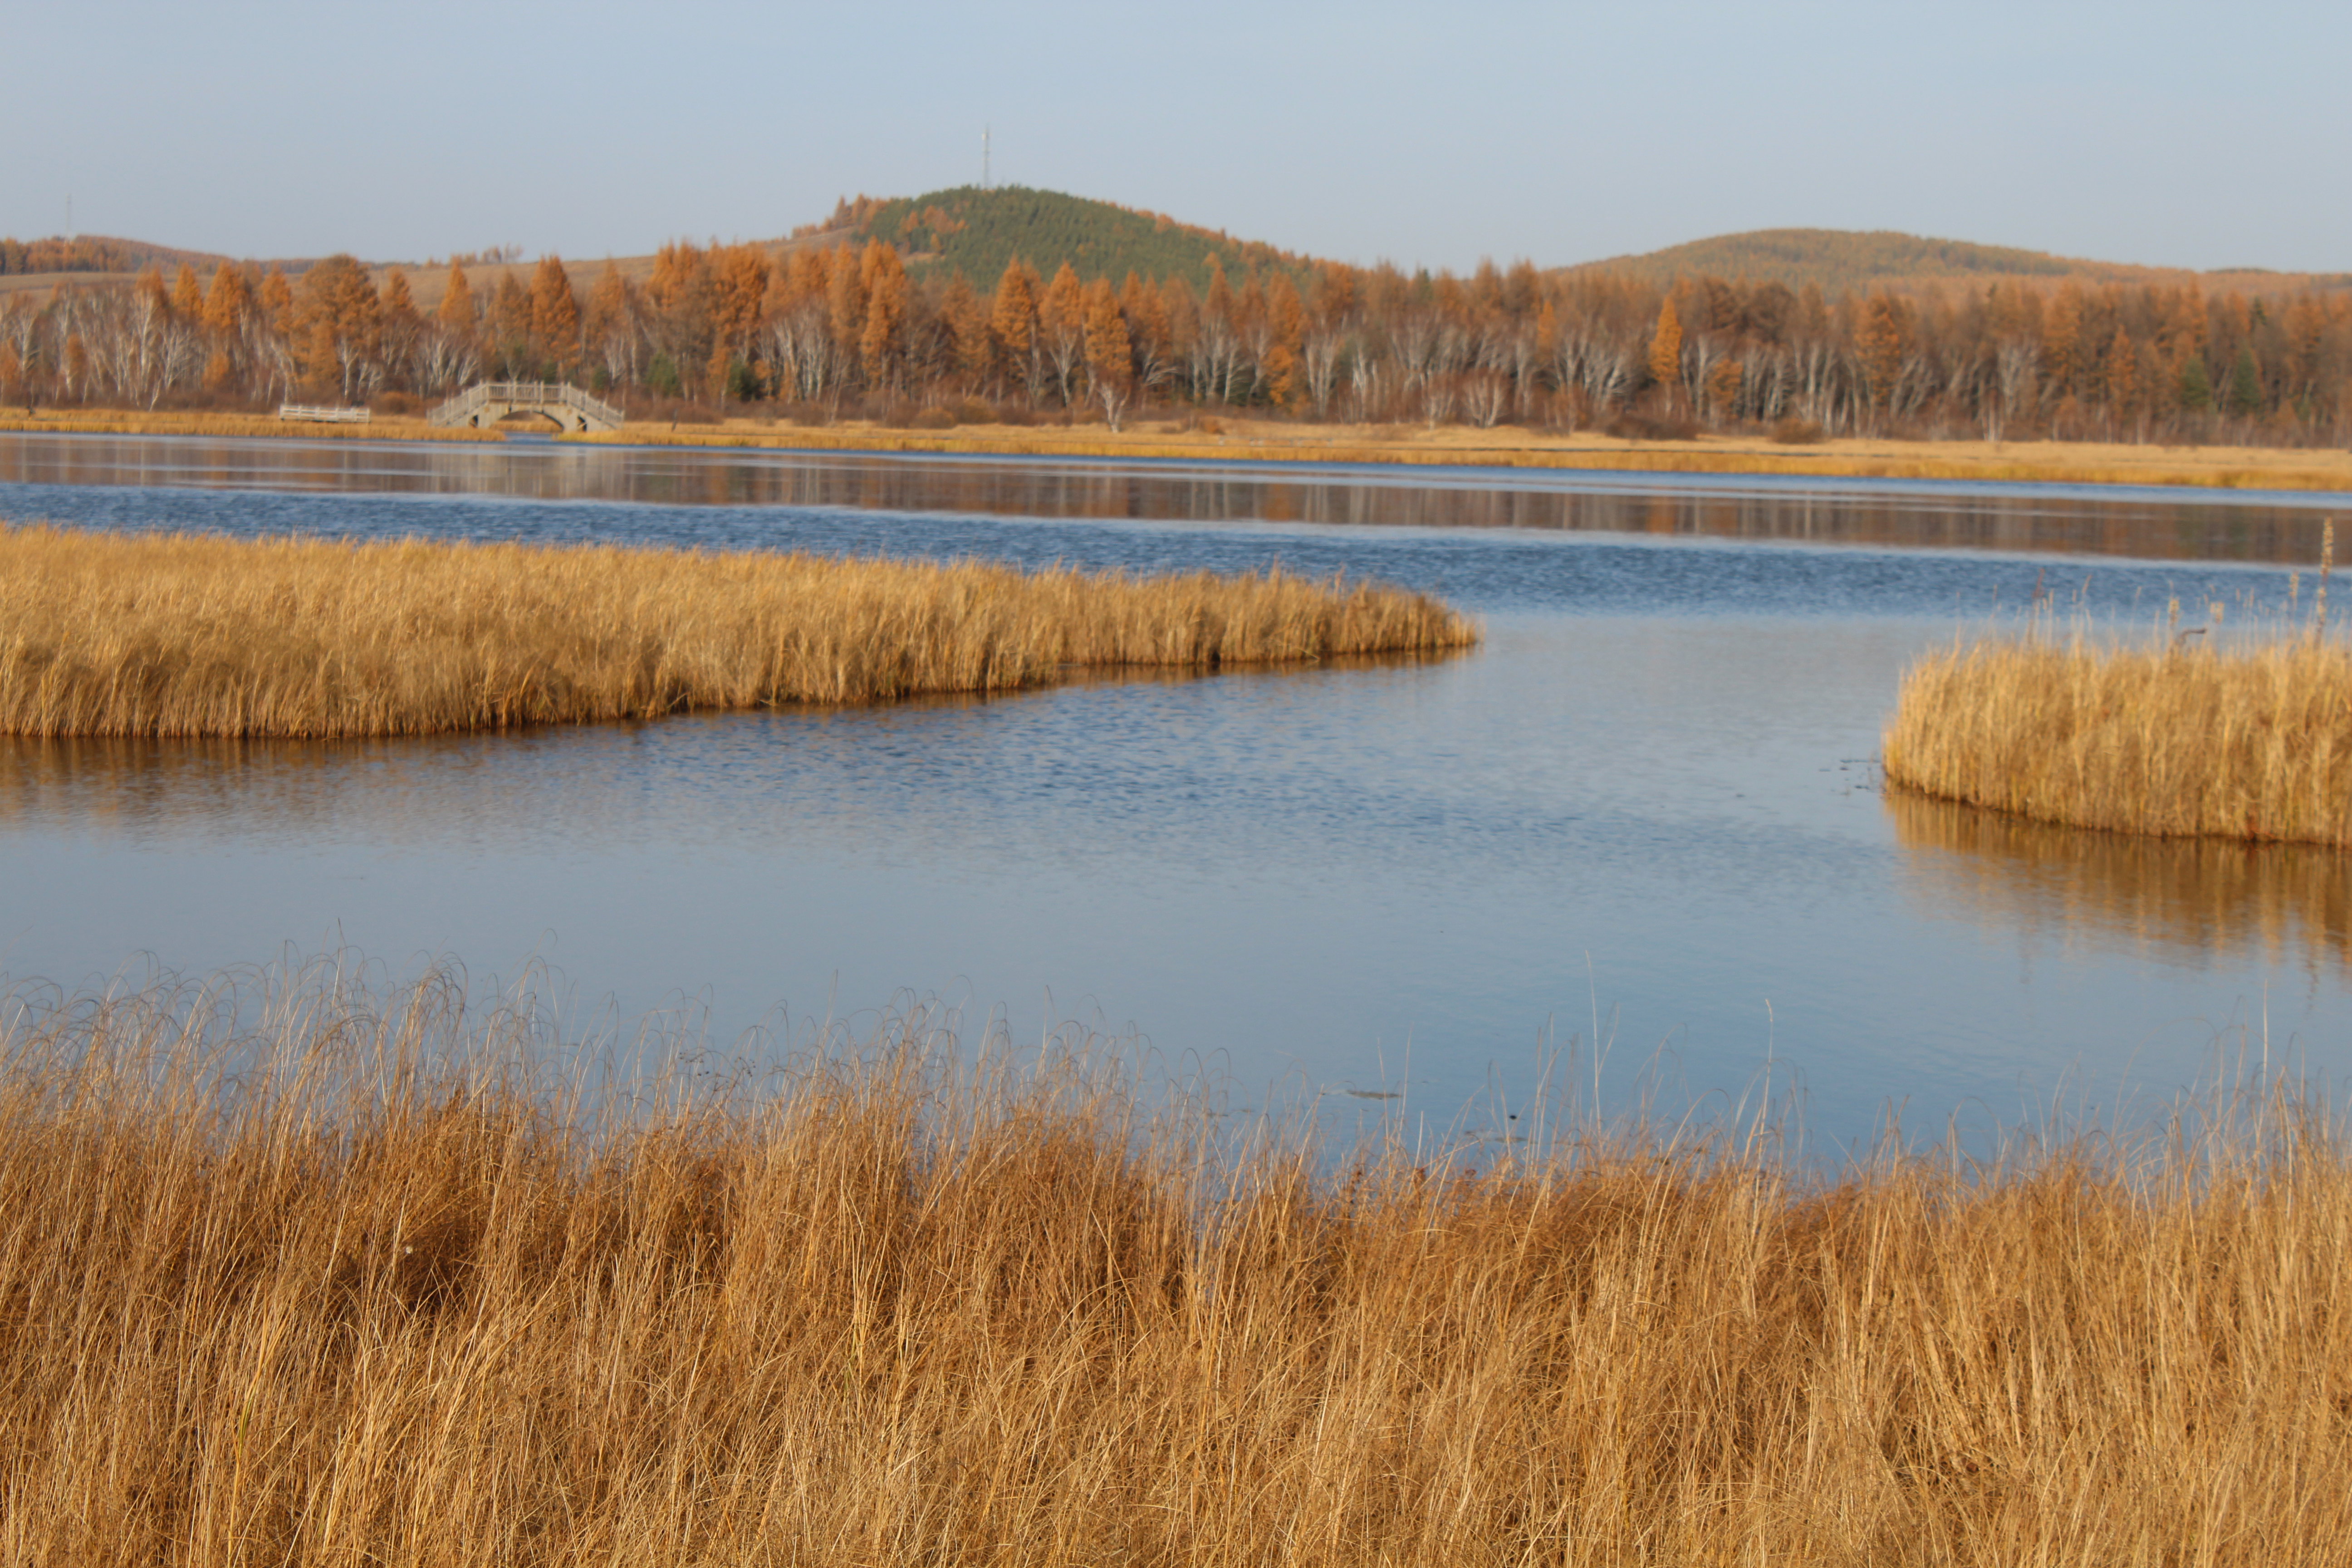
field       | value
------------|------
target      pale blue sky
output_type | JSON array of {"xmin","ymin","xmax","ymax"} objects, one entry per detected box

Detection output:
[{"xmin": 7, "ymin": 0, "xmax": 2345, "ymax": 273}]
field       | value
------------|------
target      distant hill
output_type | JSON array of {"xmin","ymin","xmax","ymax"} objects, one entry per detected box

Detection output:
[
  {"xmin": 1567, "ymin": 228, "xmax": 2351, "ymax": 296},
  {"xmin": 14, "ymin": 211, "xmax": 2342, "ymax": 314},
  {"xmin": 847, "ymin": 186, "xmax": 1302, "ymax": 290},
  {"xmin": 0, "ymin": 234, "xmax": 334, "ymax": 302},
  {"xmin": 0, "ymin": 234, "xmax": 243, "ymax": 279}
]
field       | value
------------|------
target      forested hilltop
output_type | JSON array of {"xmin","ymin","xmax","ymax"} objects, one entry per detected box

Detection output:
[
  {"xmin": 833, "ymin": 186, "xmax": 1300, "ymax": 293},
  {"xmin": 4, "ymin": 189, "xmax": 2350, "ymax": 448}
]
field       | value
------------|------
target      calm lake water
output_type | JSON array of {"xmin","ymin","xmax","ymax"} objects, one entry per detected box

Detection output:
[{"xmin": 4, "ymin": 433, "xmax": 2348, "ymax": 1150}]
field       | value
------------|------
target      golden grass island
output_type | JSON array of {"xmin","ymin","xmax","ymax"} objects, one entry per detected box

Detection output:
[
  {"xmin": 0, "ymin": 523, "xmax": 1478, "ymax": 739},
  {"xmin": 1884, "ymin": 630, "xmax": 2352, "ymax": 847}
]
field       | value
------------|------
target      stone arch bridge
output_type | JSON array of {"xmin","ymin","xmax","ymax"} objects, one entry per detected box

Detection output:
[{"xmin": 427, "ymin": 381, "xmax": 625, "ymax": 433}]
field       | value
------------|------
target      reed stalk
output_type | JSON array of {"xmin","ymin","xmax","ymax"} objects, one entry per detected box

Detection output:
[
  {"xmin": 0, "ymin": 523, "xmax": 1476, "ymax": 738},
  {"xmin": 0, "ymin": 960, "xmax": 2342, "ymax": 1564}
]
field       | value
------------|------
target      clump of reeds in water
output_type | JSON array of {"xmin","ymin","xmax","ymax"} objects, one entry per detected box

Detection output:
[
  {"xmin": 2, "ymin": 958, "xmax": 2346, "ymax": 1564},
  {"xmin": 0, "ymin": 522, "xmax": 1477, "ymax": 738},
  {"xmin": 1885, "ymin": 527, "xmax": 2352, "ymax": 845}
]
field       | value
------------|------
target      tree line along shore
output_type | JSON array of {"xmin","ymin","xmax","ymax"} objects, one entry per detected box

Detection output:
[{"xmin": 6, "ymin": 218, "xmax": 2352, "ymax": 453}]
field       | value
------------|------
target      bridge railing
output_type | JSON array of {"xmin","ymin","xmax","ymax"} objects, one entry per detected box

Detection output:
[
  {"xmin": 425, "ymin": 384, "xmax": 490, "ymax": 427},
  {"xmin": 279, "ymin": 403, "xmax": 372, "ymax": 423}
]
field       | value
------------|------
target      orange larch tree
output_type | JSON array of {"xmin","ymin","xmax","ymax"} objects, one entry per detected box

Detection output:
[
  {"xmin": 1647, "ymin": 297, "xmax": 1683, "ymax": 400},
  {"xmin": 294, "ymin": 255, "xmax": 382, "ymax": 401},
  {"xmin": 858, "ymin": 242, "xmax": 908, "ymax": 390},
  {"xmin": 201, "ymin": 265, "xmax": 251, "ymax": 338},
  {"xmin": 1037, "ymin": 262, "xmax": 1087, "ymax": 405},
  {"xmin": 490, "ymin": 273, "xmax": 533, "ymax": 376},
  {"xmin": 529, "ymin": 256, "xmax": 580, "ymax": 376},
  {"xmin": 2102, "ymin": 325, "xmax": 2140, "ymax": 421},
  {"xmin": 437, "ymin": 267, "xmax": 476, "ymax": 349},
  {"xmin": 258, "ymin": 267, "xmax": 294, "ymax": 327},
  {"xmin": 990, "ymin": 260, "xmax": 1040, "ymax": 399},
  {"xmin": 380, "ymin": 268, "xmax": 418, "ymax": 323},
  {"xmin": 939, "ymin": 273, "xmax": 990, "ymax": 386},
  {"xmin": 646, "ymin": 242, "xmax": 712, "ymax": 396},
  {"xmin": 704, "ymin": 244, "xmax": 770, "ymax": 396},
  {"xmin": 1121, "ymin": 271, "xmax": 1172, "ymax": 395},
  {"xmin": 1263, "ymin": 273, "xmax": 1305, "ymax": 410},
  {"xmin": 581, "ymin": 263, "xmax": 636, "ymax": 387},
  {"xmin": 1856, "ymin": 293, "xmax": 1908, "ymax": 416},
  {"xmin": 199, "ymin": 265, "xmax": 253, "ymax": 392},
  {"xmin": 826, "ymin": 245, "xmax": 871, "ymax": 372},
  {"xmin": 1082, "ymin": 277, "xmax": 1134, "ymax": 429},
  {"xmin": 378, "ymin": 269, "xmax": 421, "ymax": 392}
]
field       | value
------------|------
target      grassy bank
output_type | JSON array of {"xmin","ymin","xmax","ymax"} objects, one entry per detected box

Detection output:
[
  {"xmin": 1883, "ymin": 632, "xmax": 2352, "ymax": 845},
  {"xmin": 0, "ymin": 963, "xmax": 2343, "ymax": 1564},
  {"xmin": 10, "ymin": 404, "xmax": 2352, "ymax": 494},
  {"xmin": 0, "ymin": 524, "xmax": 1474, "ymax": 739},
  {"xmin": 0, "ymin": 408, "xmax": 507, "ymax": 442}
]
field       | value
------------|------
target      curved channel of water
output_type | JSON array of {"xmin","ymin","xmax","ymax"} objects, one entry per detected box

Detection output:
[{"xmin": 2, "ymin": 432, "xmax": 2345, "ymax": 1151}]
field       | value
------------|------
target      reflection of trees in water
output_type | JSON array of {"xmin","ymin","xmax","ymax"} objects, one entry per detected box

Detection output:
[
  {"xmin": 575, "ymin": 460, "xmax": 2341, "ymax": 564},
  {"xmin": 604, "ymin": 464, "xmax": 2322, "ymax": 563},
  {"xmin": 939, "ymin": 471, "xmax": 2304, "ymax": 562},
  {"xmin": 1, "ymin": 436, "xmax": 2329, "ymax": 564},
  {"xmin": 1888, "ymin": 788, "xmax": 2352, "ymax": 971}
]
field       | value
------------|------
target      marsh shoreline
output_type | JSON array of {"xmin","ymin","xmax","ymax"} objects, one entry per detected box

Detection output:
[{"xmin": 10, "ymin": 404, "xmax": 2352, "ymax": 496}]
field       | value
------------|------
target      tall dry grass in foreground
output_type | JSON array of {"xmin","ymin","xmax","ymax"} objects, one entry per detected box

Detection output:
[
  {"xmin": 2, "ymin": 964, "xmax": 2346, "ymax": 1565},
  {"xmin": 0, "ymin": 523, "xmax": 1474, "ymax": 738},
  {"xmin": 1885, "ymin": 631, "xmax": 2352, "ymax": 845}
]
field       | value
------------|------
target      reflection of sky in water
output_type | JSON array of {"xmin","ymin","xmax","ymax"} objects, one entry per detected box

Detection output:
[{"xmin": 2, "ymin": 435, "xmax": 2347, "ymax": 1150}]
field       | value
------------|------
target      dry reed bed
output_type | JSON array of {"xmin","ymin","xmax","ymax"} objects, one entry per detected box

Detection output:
[
  {"xmin": 0, "ymin": 523, "xmax": 1475, "ymax": 738},
  {"xmin": 0, "ymin": 965, "xmax": 2344, "ymax": 1565},
  {"xmin": 1884, "ymin": 633, "xmax": 2352, "ymax": 845}
]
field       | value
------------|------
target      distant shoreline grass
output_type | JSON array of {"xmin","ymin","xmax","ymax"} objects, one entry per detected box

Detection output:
[
  {"xmin": 8, "ymin": 404, "xmax": 2352, "ymax": 494},
  {"xmin": 1884, "ymin": 632, "xmax": 2352, "ymax": 845},
  {"xmin": 2, "ymin": 960, "xmax": 2343, "ymax": 1563},
  {"xmin": 0, "ymin": 523, "xmax": 1476, "ymax": 739}
]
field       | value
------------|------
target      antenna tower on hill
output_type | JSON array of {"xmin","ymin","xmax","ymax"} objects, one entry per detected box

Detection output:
[{"xmin": 983, "ymin": 127, "xmax": 991, "ymax": 191}]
